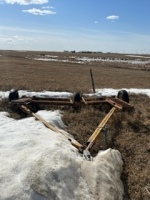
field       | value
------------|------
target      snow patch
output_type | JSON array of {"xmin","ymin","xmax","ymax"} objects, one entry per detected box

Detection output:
[
  {"xmin": 0, "ymin": 110, "xmax": 124, "ymax": 200},
  {"xmin": 126, "ymin": 55, "xmax": 150, "ymax": 59},
  {"xmin": 33, "ymin": 55, "xmax": 150, "ymax": 64},
  {"xmin": 0, "ymin": 88, "xmax": 150, "ymax": 100},
  {"xmin": 95, "ymin": 88, "xmax": 150, "ymax": 97}
]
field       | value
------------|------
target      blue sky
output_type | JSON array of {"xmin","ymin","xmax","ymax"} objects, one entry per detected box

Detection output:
[{"xmin": 0, "ymin": 0, "xmax": 150, "ymax": 53}]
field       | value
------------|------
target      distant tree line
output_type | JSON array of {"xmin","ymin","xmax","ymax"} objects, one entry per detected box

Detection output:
[{"xmin": 64, "ymin": 50, "xmax": 103, "ymax": 54}]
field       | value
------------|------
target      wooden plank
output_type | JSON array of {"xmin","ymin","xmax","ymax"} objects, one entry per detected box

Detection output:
[{"xmin": 19, "ymin": 105, "xmax": 83, "ymax": 149}]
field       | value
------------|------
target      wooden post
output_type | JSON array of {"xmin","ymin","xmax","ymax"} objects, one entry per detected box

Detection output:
[{"xmin": 90, "ymin": 69, "xmax": 96, "ymax": 93}]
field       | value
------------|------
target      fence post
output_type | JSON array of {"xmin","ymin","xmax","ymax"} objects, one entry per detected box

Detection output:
[{"xmin": 90, "ymin": 68, "xmax": 96, "ymax": 93}]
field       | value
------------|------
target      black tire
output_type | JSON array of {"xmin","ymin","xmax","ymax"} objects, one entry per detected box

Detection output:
[
  {"xmin": 8, "ymin": 89, "xmax": 19, "ymax": 102},
  {"xmin": 117, "ymin": 90, "xmax": 129, "ymax": 103},
  {"xmin": 73, "ymin": 92, "xmax": 82, "ymax": 103},
  {"xmin": 73, "ymin": 92, "xmax": 82, "ymax": 111}
]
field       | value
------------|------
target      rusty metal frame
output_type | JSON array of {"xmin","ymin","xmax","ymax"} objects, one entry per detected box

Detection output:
[
  {"xmin": 9, "ymin": 94, "xmax": 134, "ymax": 160},
  {"xmin": 10, "ymin": 95, "xmax": 134, "ymax": 111}
]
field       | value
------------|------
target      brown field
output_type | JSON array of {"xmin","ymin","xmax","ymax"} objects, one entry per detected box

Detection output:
[
  {"xmin": 0, "ymin": 50, "xmax": 150, "ymax": 200},
  {"xmin": 0, "ymin": 50, "xmax": 150, "ymax": 91}
]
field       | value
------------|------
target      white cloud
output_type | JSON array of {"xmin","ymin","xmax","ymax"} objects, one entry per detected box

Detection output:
[
  {"xmin": 106, "ymin": 15, "xmax": 119, "ymax": 21},
  {"xmin": 5, "ymin": 39, "xmax": 14, "ymax": 43},
  {"xmin": 1, "ymin": 25, "xmax": 150, "ymax": 53},
  {"xmin": 42, "ymin": 6, "xmax": 54, "ymax": 9},
  {"xmin": 13, "ymin": 35, "xmax": 19, "ymax": 38},
  {"xmin": 0, "ymin": 0, "xmax": 48, "ymax": 5},
  {"xmin": 22, "ymin": 8, "xmax": 56, "ymax": 15},
  {"xmin": 13, "ymin": 35, "xmax": 24, "ymax": 41}
]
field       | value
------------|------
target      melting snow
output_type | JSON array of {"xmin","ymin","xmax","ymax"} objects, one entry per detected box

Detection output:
[
  {"xmin": 0, "ymin": 88, "xmax": 150, "ymax": 199},
  {"xmin": 34, "ymin": 58, "xmax": 83, "ymax": 64},
  {"xmin": 76, "ymin": 57, "xmax": 150, "ymax": 64},
  {"xmin": 0, "ymin": 109, "xmax": 123, "ymax": 200},
  {"xmin": 95, "ymin": 88, "xmax": 150, "ymax": 97},
  {"xmin": 33, "ymin": 55, "xmax": 150, "ymax": 65},
  {"xmin": 126, "ymin": 55, "xmax": 150, "ymax": 59}
]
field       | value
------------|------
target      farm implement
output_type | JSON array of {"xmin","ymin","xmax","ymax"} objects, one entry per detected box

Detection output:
[{"xmin": 9, "ymin": 89, "xmax": 134, "ymax": 160}]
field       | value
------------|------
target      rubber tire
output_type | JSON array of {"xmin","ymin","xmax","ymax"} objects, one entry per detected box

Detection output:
[
  {"xmin": 73, "ymin": 92, "xmax": 82, "ymax": 103},
  {"xmin": 8, "ymin": 89, "xmax": 19, "ymax": 102},
  {"xmin": 117, "ymin": 90, "xmax": 129, "ymax": 103},
  {"xmin": 73, "ymin": 92, "xmax": 82, "ymax": 111}
]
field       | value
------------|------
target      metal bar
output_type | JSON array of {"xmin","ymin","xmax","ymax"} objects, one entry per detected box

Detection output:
[
  {"xmin": 34, "ymin": 97, "xmax": 71, "ymax": 101},
  {"xmin": 11, "ymin": 98, "xmax": 32, "ymax": 104},
  {"xmin": 83, "ymin": 100, "xmax": 107, "ymax": 105},
  {"xmin": 86, "ymin": 107, "xmax": 116, "ymax": 151},
  {"xmin": 19, "ymin": 105, "xmax": 83, "ymax": 149},
  {"xmin": 90, "ymin": 69, "xmax": 96, "ymax": 93},
  {"xmin": 82, "ymin": 97, "xmax": 87, "ymax": 104},
  {"xmin": 106, "ymin": 98, "xmax": 134, "ymax": 110},
  {"xmin": 31, "ymin": 100, "xmax": 73, "ymax": 105}
]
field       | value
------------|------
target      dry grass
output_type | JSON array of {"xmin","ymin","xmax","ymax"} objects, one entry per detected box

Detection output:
[
  {"xmin": 0, "ymin": 50, "xmax": 150, "ymax": 200},
  {"xmin": 112, "ymin": 95, "xmax": 150, "ymax": 200},
  {"xmin": 63, "ymin": 94, "xmax": 150, "ymax": 200}
]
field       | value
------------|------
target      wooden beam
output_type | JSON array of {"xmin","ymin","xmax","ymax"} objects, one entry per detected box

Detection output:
[{"xmin": 19, "ymin": 105, "xmax": 83, "ymax": 149}]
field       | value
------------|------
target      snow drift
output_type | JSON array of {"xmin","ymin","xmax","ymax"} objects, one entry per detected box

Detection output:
[{"xmin": 0, "ymin": 110, "xmax": 124, "ymax": 200}]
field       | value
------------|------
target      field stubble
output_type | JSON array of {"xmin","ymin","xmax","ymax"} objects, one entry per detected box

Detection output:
[{"xmin": 0, "ymin": 50, "xmax": 150, "ymax": 91}]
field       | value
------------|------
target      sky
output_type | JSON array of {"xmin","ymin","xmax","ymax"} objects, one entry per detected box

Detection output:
[{"xmin": 0, "ymin": 0, "xmax": 150, "ymax": 53}]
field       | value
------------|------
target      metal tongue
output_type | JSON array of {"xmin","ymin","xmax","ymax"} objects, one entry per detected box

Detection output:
[{"xmin": 83, "ymin": 150, "xmax": 93, "ymax": 161}]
